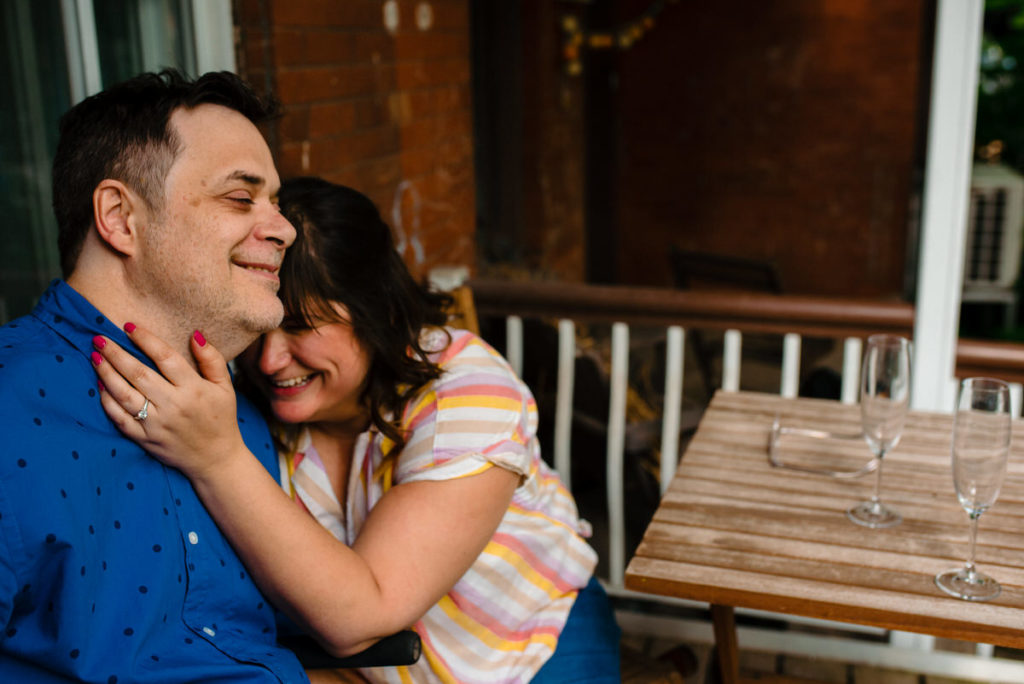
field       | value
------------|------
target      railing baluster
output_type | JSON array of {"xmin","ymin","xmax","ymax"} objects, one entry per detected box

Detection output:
[
  {"xmin": 781, "ymin": 333, "xmax": 801, "ymax": 398},
  {"xmin": 505, "ymin": 315, "xmax": 523, "ymax": 377},
  {"xmin": 841, "ymin": 336, "xmax": 862, "ymax": 404},
  {"xmin": 554, "ymin": 319, "xmax": 576, "ymax": 489},
  {"xmin": 607, "ymin": 322, "xmax": 629, "ymax": 588},
  {"xmin": 660, "ymin": 326, "xmax": 685, "ymax": 494},
  {"xmin": 722, "ymin": 329, "xmax": 742, "ymax": 391}
]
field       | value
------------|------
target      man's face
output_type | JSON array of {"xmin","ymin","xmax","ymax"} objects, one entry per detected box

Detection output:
[{"xmin": 132, "ymin": 104, "xmax": 296, "ymax": 352}]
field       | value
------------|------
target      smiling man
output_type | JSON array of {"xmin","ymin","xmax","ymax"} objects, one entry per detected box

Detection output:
[{"xmin": 0, "ymin": 71, "xmax": 305, "ymax": 682}]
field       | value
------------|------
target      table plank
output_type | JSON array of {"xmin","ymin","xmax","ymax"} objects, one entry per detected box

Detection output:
[
  {"xmin": 625, "ymin": 390, "xmax": 1024, "ymax": 650},
  {"xmin": 628, "ymin": 557, "xmax": 1024, "ymax": 647}
]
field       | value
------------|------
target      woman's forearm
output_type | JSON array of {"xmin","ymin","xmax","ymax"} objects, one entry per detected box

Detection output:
[
  {"xmin": 183, "ymin": 446, "xmax": 518, "ymax": 657},
  {"xmin": 187, "ymin": 449, "xmax": 397, "ymax": 655}
]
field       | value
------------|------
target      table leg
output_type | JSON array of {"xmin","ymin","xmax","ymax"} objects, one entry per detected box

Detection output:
[{"xmin": 710, "ymin": 604, "xmax": 740, "ymax": 684}]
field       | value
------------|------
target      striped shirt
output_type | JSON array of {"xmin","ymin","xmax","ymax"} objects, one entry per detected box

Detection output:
[{"xmin": 279, "ymin": 328, "xmax": 597, "ymax": 683}]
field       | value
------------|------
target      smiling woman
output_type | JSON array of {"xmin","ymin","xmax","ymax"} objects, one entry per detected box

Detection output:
[
  {"xmin": 242, "ymin": 306, "xmax": 372, "ymax": 430},
  {"xmin": 89, "ymin": 177, "xmax": 622, "ymax": 683}
]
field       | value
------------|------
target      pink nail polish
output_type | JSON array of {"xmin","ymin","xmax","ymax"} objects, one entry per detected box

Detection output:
[
  {"xmin": 193, "ymin": 330, "xmax": 207, "ymax": 347},
  {"xmin": 98, "ymin": 380, "xmax": 105, "ymax": 392},
  {"xmin": 124, "ymin": 322, "xmax": 136, "ymax": 333},
  {"xmin": 93, "ymin": 335, "xmax": 106, "ymax": 349},
  {"xmin": 90, "ymin": 351, "xmax": 103, "ymax": 366}
]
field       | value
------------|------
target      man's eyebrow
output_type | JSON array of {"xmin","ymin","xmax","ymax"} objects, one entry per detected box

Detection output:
[{"xmin": 222, "ymin": 170, "xmax": 265, "ymax": 187}]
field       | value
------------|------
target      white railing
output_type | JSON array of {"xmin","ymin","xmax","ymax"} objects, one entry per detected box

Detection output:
[
  {"xmin": 467, "ymin": 278, "xmax": 1024, "ymax": 680},
  {"xmin": 471, "ymin": 279, "xmax": 916, "ymax": 588},
  {"xmin": 502, "ymin": 319, "xmax": 869, "ymax": 590}
]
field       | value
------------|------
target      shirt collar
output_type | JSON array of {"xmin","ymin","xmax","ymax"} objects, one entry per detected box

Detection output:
[{"xmin": 31, "ymin": 279, "xmax": 156, "ymax": 371}]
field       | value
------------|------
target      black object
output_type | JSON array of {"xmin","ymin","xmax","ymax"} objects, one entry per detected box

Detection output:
[
  {"xmin": 670, "ymin": 248, "xmax": 783, "ymax": 294},
  {"xmin": 280, "ymin": 630, "xmax": 422, "ymax": 670}
]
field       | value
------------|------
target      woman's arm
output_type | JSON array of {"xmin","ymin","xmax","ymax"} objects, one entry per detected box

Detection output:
[
  {"xmin": 92, "ymin": 325, "xmax": 518, "ymax": 656},
  {"xmin": 187, "ymin": 432, "xmax": 517, "ymax": 656}
]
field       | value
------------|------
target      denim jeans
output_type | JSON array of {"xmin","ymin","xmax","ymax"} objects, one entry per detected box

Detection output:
[{"xmin": 531, "ymin": 576, "xmax": 621, "ymax": 683}]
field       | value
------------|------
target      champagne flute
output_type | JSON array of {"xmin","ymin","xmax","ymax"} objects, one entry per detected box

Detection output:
[
  {"xmin": 847, "ymin": 334, "xmax": 911, "ymax": 528},
  {"xmin": 935, "ymin": 377, "xmax": 1011, "ymax": 601}
]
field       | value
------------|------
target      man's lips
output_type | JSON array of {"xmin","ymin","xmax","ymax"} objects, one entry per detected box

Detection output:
[{"xmin": 233, "ymin": 259, "xmax": 280, "ymax": 280}]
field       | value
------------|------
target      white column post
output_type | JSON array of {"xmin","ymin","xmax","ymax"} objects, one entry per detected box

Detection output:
[{"xmin": 912, "ymin": 0, "xmax": 984, "ymax": 413}]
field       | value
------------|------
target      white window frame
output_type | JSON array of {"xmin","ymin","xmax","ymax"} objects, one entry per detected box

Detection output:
[{"xmin": 60, "ymin": 0, "xmax": 235, "ymax": 102}]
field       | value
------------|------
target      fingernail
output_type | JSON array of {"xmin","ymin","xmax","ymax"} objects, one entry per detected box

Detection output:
[
  {"xmin": 193, "ymin": 330, "xmax": 206, "ymax": 347},
  {"xmin": 124, "ymin": 322, "xmax": 136, "ymax": 333},
  {"xmin": 92, "ymin": 335, "xmax": 106, "ymax": 350},
  {"xmin": 98, "ymin": 380, "xmax": 105, "ymax": 392},
  {"xmin": 90, "ymin": 351, "xmax": 103, "ymax": 366}
]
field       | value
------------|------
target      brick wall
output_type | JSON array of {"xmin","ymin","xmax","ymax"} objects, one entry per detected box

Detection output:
[
  {"xmin": 232, "ymin": 0, "xmax": 931, "ymax": 298},
  {"xmin": 607, "ymin": 0, "xmax": 931, "ymax": 297},
  {"xmin": 233, "ymin": 0, "xmax": 476, "ymax": 282},
  {"xmin": 504, "ymin": 1, "xmax": 930, "ymax": 295}
]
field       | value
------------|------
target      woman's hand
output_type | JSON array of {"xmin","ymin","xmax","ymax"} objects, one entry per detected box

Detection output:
[{"xmin": 91, "ymin": 323, "xmax": 248, "ymax": 480}]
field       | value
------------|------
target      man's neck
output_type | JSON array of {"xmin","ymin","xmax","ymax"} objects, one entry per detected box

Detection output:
[{"xmin": 68, "ymin": 265, "xmax": 225, "ymax": 368}]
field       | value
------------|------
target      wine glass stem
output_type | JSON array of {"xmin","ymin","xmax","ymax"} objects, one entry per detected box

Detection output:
[
  {"xmin": 870, "ymin": 448, "xmax": 886, "ymax": 504},
  {"xmin": 965, "ymin": 512, "xmax": 981, "ymax": 576}
]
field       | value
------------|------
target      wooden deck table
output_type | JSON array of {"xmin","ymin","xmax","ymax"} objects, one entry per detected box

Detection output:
[{"xmin": 624, "ymin": 390, "xmax": 1024, "ymax": 683}]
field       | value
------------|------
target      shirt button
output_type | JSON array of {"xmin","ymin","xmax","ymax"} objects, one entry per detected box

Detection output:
[
  {"xmin": 188, "ymin": 532, "xmax": 199, "ymax": 545},
  {"xmin": 202, "ymin": 627, "xmax": 216, "ymax": 637}
]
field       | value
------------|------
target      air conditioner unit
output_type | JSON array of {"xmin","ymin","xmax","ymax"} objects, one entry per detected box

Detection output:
[{"xmin": 961, "ymin": 163, "xmax": 1024, "ymax": 326}]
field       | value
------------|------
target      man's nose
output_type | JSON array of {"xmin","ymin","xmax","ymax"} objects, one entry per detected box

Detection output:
[{"xmin": 256, "ymin": 206, "xmax": 296, "ymax": 248}]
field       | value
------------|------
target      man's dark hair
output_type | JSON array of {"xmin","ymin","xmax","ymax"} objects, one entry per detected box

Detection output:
[{"xmin": 52, "ymin": 69, "xmax": 279, "ymax": 276}]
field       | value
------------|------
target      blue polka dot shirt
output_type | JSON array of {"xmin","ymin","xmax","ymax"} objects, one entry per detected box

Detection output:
[{"xmin": 0, "ymin": 281, "xmax": 308, "ymax": 683}]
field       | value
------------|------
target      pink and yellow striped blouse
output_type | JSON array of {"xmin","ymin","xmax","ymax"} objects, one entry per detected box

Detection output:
[{"xmin": 279, "ymin": 328, "xmax": 598, "ymax": 683}]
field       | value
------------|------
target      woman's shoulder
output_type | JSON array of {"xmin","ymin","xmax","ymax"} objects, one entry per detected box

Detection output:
[
  {"xmin": 416, "ymin": 329, "xmax": 532, "ymax": 408},
  {"xmin": 399, "ymin": 327, "xmax": 532, "ymax": 432},
  {"xmin": 424, "ymin": 327, "xmax": 514, "ymax": 375}
]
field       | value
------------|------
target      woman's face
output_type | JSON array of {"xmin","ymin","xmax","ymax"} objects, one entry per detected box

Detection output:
[{"xmin": 240, "ymin": 303, "xmax": 372, "ymax": 428}]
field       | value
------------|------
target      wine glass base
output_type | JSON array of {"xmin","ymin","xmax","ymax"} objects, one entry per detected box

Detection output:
[
  {"xmin": 935, "ymin": 568, "xmax": 1001, "ymax": 601},
  {"xmin": 846, "ymin": 500, "xmax": 901, "ymax": 528}
]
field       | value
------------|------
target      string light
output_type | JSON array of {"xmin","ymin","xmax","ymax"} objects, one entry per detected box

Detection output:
[{"xmin": 561, "ymin": 0, "xmax": 679, "ymax": 76}]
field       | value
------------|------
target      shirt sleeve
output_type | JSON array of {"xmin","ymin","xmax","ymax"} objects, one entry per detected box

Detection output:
[
  {"xmin": 394, "ymin": 333, "xmax": 539, "ymax": 485},
  {"xmin": 0, "ymin": 481, "xmax": 20, "ymax": 630}
]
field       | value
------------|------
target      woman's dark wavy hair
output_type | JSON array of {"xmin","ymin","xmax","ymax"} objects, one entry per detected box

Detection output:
[{"xmin": 274, "ymin": 177, "xmax": 452, "ymax": 450}]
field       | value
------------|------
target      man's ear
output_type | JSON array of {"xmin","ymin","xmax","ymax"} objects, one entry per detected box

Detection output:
[{"xmin": 93, "ymin": 179, "xmax": 145, "ymax": 257}]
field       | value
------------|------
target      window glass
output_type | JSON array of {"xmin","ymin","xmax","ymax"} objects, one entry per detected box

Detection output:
[
  {"xmin": 94, "ymin": 0, "xmax": 195, "ymax": 85},
  {"xmin": 0, "ymin": 0, "xmax": 196, "ymax": 323},
  {"xmin": 0, "ymin": 0, "xmax": 70, "ymax": 321}
]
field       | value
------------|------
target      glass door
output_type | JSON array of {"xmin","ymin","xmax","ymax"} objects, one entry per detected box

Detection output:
[
  {"xmin": 0, "ymin": 0, "xmax": 232, "ymax": 322},
  {"xmin": 0, "ymin": 0, "xmax": 69, "ymax": 322}
]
